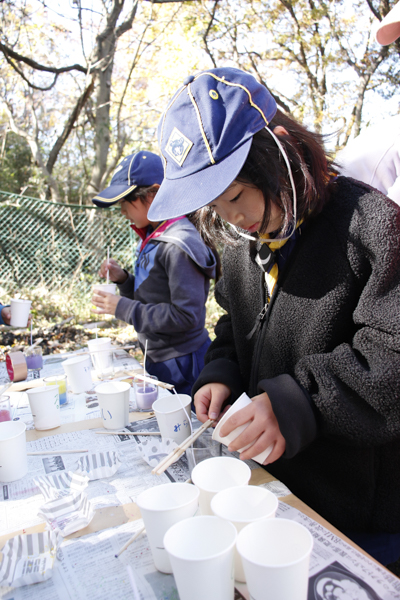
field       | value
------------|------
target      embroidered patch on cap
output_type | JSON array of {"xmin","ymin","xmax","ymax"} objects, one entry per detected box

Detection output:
[{"xmin": 165, "ymin": 127, "xmax": 193, "ymax": 167}]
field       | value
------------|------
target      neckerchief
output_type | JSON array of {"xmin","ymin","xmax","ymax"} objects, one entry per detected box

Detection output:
[{"xmin": 131, "ymin": 216, "xmax": 185, "ymax": 252}]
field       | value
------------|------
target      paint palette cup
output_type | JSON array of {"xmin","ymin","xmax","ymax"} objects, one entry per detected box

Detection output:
[
  {"xmin": 27, "ymin": 385, "xmax": 60, "ymax": 431},
  {"xmin": 210, "ymin": 485, "xmax": 278, "ymax": 582},
  {"xmin": 212, "ymin": 392, "xmax": 274, "ymax": 465},
  {"xmin": 136, "ymin": 482, "xmax": 200, "ymax": 573},
  {"xmin": 95, "ymin": 381, "xmax": 131, "ymax": 430},
  {"xmin": 0, "ymin": 396, "xmax": 11, "ymax": 422},
  {"xmin": 134, "ymin": 376, "xmax": 158, "ymax": 411},
  {"xmin": 87, "ymin": 337, "xmax": 114, "ymax": 380},
  {"xmin": 164, "ymin": 515, "xmax": 237, "ymax": 600},
  {"xmin": 43, "ymin": 374, "xmax": 68, "ymax": 405},
  {"xmin": 152, "ymin": 394, "xmax": 192, "ymax": 444},
  {"xmin": 10, "ymin": 298, "xmax": 31, "ymax": 328},
  {"xmin": 191, "ymin": 456, "xmax": 251, "ymax": 516},
  {"xmin": 62, "ymin": 355, "xmax": 93, "ymax": 394},
  {"xmin": 0, "ymin": 420, "xmax": 28, "ymax": 482},
  {"xmin": 237, "ymin": 518, "xmax": 313, "ymax": 600}
]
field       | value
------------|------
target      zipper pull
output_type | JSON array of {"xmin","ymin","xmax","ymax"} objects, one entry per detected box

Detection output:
[{"xmin": 246, "ymin": 303, "xmax": 269, "ymax": 340}]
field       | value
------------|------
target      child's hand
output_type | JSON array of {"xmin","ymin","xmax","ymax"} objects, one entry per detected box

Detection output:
[
  {"xmin": 194, "ymin": 383, "xmax": 231, "ymax": 423},
  {"xmin": 1, "ymin": 306, "xmax": 11, "ymax": 325},
  {"xmin": 91, "ymin": 290, "xmax": 120, "ymax": 315},
  {"xmin": 99, "ymin": 258, "xmax": 127, "ymax": 284},
  {"xmin": 219, "ymin": 391, "xmax": 286, "ymax": 465}
]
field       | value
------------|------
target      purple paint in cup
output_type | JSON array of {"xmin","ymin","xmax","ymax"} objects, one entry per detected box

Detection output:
[{"xmin": 135, "ymin": 379, "xmax": 158, "ymax": 411}]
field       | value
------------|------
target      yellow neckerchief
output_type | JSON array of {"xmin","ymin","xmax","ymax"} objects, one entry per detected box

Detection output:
[{"xmin": 258, "ymin": 219, "xmax": 303, "ymax": 300}]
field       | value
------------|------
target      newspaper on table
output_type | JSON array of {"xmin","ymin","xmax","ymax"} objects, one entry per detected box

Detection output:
[
  {"xmin": 1, "ymin": 502, "xmax": 400, "ymax": 599},
  {"xmin": 0, "ymin": 531, "xmax": 60, "ymax": 590}
]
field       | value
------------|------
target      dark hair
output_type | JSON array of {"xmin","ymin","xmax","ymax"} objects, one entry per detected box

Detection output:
[
  {"xmin": 123, "ymin": 185, "xmax": 157, "ymax": 206},
  {"xmin": 192, "ymin": 108, "xmax": 336, "ymax": 243}
]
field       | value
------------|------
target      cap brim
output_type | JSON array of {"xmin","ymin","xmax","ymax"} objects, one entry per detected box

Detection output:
[
  {"xmin": 148, "ymin": 139, "xmax": 252, "ymax": 221},
  {"xmin": 92, "ymin": 184, "xmax": 137, "ymax": 208}
]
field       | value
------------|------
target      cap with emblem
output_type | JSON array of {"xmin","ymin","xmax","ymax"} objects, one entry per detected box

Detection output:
[
  {"xmin": 92, "ymin": 151, "xmax": 164, "ymax": 208},
  {"xmin": 147, "ymin": 67, "xmax": 277, "ymax": 222}
]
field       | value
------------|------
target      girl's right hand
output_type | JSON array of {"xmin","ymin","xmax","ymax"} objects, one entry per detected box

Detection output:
[
  {"xmin": 194, "ymin": 383, "xmax": 231, "ymax": 423},
  {"xmin": 99, "ymin": 258, "xmax": 127, "ymax": 284}
]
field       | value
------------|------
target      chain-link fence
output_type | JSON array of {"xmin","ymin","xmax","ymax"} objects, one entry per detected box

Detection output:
[{"xmin": 0, "ymin": 191, "xmax": 135, "ymax": 296}]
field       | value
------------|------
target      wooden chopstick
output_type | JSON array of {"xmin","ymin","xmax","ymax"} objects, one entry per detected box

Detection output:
[
  {"xmin": 127, "ymin": 374, "xmax": 175, "ymax": 391},
  {"xmin": 152, "ymin": 419, "xmax": 215, "ymax": 475},
  {"xmin": 96, "ymin": 431, "xmax": 161, "ymax": 436},
  {"xmin": 27, "ymin": 449, "xmax": 88, "ymax": 455},
  {"xmin": 115, "ymin": 526, "xmax": 146, "ymax": 558}
]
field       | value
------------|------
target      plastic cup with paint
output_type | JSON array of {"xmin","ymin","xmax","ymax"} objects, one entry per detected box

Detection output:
[
  {"xmin": 10, "ymin": 298, "xmax": 31, "ymax": 328},
  {"xmin": 43, "ymin": 374, "xmax": 68, "ymax": 405},
  {"xmin": 164, "ymin": 515, "xmax": 237, "ymax": 600},
  {"xmin": 136, "ymin": 482, "xmax": 200, "ymax": 574},
  {"xmin": 191, "ymin": 456, "xmax": 251, "ymax": 516},
  {"xmin": 87, "ymin": 337, "xmax": 114, "ymax": 380},
  {"xmin": 62, "ymin": 355, "xmax": 93, "ymax": 394},
  {"xmin": 212, "ymin": 392, "xmax": 274, "ymax": 465},
  {"xmin": 210, "ymin": 485, "xmax": 278, "ymax": 583},
  {"xmin": 27, "ymin": 385, "xmax": 60, "ymax": 430},
  {"xmin": 134, "ymin": 376, "xmax": 158, "ymax": 411},
  {"xmin": 236, "ymin": 518, "xmax": 313, "ymax": 600},
  {"xmin": 25, "ymin": 346, "xmax": 43, "ymax": 371},
  {"xmin": 152, "ymin": 394, "xmax": 192, "ymax": 444},
  {"xmin": 0, "ymin": 396, "xmax": 11, "ymax": 422},
  {"xmin": 96, "ymin": 381, "xmax": 131, "ymax": 430},
  {"xmin": 0, "ymin": 420, "xmax": 28, "ymax": 482}
]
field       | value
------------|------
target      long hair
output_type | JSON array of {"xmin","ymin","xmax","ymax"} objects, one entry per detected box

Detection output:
[{"xmin": 192, "ymin": 108, "xmax": 336, "ymax": 244}]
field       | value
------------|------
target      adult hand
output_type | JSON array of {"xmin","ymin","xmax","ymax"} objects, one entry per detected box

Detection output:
[
  {"xmin": 99, "ymin": 258, "xmax": 127, "ymax": 284},
  {"xmin": 219, "ymin": 391, "xmax": 286, "ymax": 465},
  {"xmin": 194, "ymin": 382, "xmax": 231, "ymax": 423},
  {"xmin": 1, "ymin": 306, "xmax": 11, "ymax": 325},
  {"xmin": 91, "ymin": 290, "xmax": 120, "ymax": 315}
]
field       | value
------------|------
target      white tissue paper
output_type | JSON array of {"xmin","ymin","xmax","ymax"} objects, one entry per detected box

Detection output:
[
  {"xmin": 136, "ymin": 437, "xmax": 179, "ymax": 468},
  {"xmin": 74, "ymin": 450, "xmax": 122, "ymax": 480},
  {"xmin": 0, "ymin": 531, "xmax": 60, "ymax": 588},
  {"xmin": 37, "ymin": 492, "xmax": 95, "ymax": 537},
  {"xmin": 34, "ymin": 471, "xmax": 90, "ymax": 501}
]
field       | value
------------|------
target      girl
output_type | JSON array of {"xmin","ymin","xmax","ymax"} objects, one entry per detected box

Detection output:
[
  {"xmin": 147, "ymin": 68, "xmax": 400, "ymax": 568},
  {"xmin": 91, "ymin": 151, "xmax": 217, "ymax": 396}
]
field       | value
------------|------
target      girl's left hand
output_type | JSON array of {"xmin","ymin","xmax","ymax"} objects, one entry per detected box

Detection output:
[
  {"xmin": 219, "ymin": 391, "xmax": 286, "ymax": 465},
  {"xmin": 91, "ymin": 290, "xmax": 120, "ymax": 316}
]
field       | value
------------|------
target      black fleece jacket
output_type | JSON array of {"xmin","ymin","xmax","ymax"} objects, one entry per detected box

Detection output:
[{"xmin": 193, "ymin": 177, "xmax": 400, "ymax": 534}]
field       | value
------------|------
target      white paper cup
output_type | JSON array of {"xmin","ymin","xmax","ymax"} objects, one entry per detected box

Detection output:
[
  {"xmin": 10, "ymin": 298, "xmax": 31, "ymax": 328},
  {"xmin": 237, "ymin": 518, "xmax": 313, "ymax": 600},
  {"xmin": 136, "ymin": 482, "xmax": 200, "ymax": 573},
  {"xmin": 191, "ymin": 456, "xmax": 251, "ymax": 516},
  {"xmin": 211, "ymin": 485, "xmax": 278, "ymax": 582},
  {"xmin": 96, "ymin": 381, "xmax": 131, "ymax": 430},
  {"xmin": 164, "ymin": 515, "xmax": 237, "ymax": 600},
  {"xmin": 0, "ymin": 420, "xmax": 28, "ymax": 482},
  {"xmin": 93, "ymin": 283, "xmax": 117, "ymax": 295},
  {"xmin": 62, "ymin": 355, "xmax": 93, "ymax": 394},
  {"xmin": 87, "ymin": 337, "xmax": 114, "ymax": 379},
  {"xmin": 27, "ymin": 385, "xmax": 60, "ymax": 430},
  {"xmin": 152, "ymin": 394, "xmax": 192, "ymax": 444},
  {"xmin": 212, "ymin": 392, "xmax": 274, "ymax": 464}
]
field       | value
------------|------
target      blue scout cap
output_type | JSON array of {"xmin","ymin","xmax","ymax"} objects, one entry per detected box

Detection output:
[
  {"xmin": 92, "ymin": 151, "xmax": 164, "ymax": 208},
  {"xmin": 147, "ymin": 67, "xmax": 277, "ymax": 221}
]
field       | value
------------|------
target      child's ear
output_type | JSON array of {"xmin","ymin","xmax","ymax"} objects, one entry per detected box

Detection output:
[
  {"xmin": 272, "ymin": 126, "xmax": 289, "ymax": 137},
  {"xmin": 147, "ymin": 183, "xmax": 160, "ymax": 202}
]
